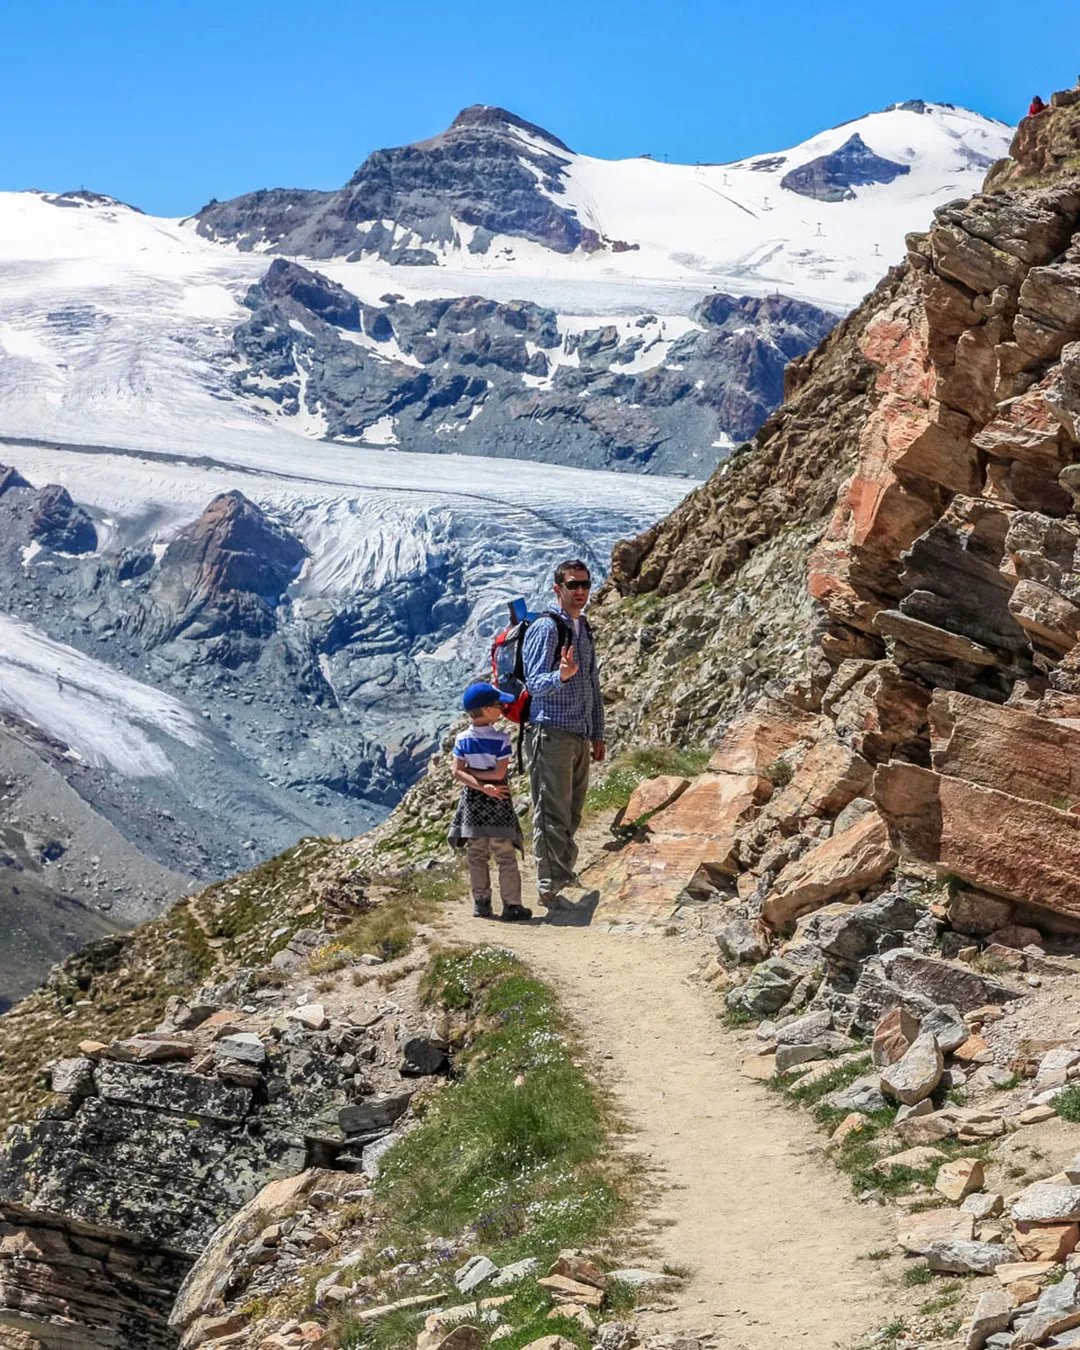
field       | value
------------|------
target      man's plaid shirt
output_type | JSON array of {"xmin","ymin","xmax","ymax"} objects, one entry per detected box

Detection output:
[{"xmin": 522, "ymin": 609, "xmax": 605, "ymax": 740}]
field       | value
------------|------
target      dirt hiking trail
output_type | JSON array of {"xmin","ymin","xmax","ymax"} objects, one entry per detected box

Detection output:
[{"xmin": 440, "ymin": 872, "xmax": 904, "ymax": 1349}]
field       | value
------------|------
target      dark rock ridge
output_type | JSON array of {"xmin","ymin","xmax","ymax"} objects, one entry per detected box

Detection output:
[
  {"xmin": 781, "ymin": 133, "xmax": 910, "ymax": 203},
  {"xmin": 193, "ymin": 105, "xmax": 611, "ymax": 261},
  {"xmin": 234, "ymin": 258, "xmax": 836, "ymax": 476},
  {"xmin": 30, "ymin": 484, "xmax": 97, "ymax": 555}
]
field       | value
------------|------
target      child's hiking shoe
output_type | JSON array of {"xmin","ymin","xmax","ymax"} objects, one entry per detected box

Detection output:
[
  {"xmin": 500, "ymin": 904, "xmax": 533, "ymax": 923},
  {"xmin": 473, "ymin": 901, "xmax": 495, "ymax": 919}
]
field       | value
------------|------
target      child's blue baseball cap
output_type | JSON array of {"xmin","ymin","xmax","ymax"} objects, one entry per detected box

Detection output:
[{"xmin": 463, "ymin": 682, "xmax": 516, "ymax": 713}]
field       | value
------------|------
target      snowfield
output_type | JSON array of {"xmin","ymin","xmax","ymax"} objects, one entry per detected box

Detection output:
[{"xmin": 0, "ymin": 615, "xmax": 210, "ymax": 778}]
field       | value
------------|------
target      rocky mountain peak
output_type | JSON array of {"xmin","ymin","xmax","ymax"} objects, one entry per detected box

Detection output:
[{"xmin": 445, "ymin": 103, "xmax": 572, "ymax": 152}]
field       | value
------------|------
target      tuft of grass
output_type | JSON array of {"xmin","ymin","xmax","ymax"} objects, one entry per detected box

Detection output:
[
  {"xmin": 1055, "ymin": 1086, "xmax": 1080, "ymax": 1123},
  {"xmin": 720, "ymin": 1005, "xmax": 757, "ymax": 1029},
  {"xmin": 901, "ymin": 1263, "xmax": 933, "ymax": 1287},
  {"xmin": 764, "ymin": 756, "xmax": 794, "ymax": 788},
  {"xmin": 584, "ymin": 746, "xmax": 710, "ymax": 816}
]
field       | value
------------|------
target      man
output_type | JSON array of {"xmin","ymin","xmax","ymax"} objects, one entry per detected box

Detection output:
[{"xmin": 522, "ymin": 559, "xmax": 605, "ymax": 910}]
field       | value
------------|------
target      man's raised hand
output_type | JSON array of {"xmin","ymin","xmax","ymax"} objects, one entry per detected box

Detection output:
[{"xmin": 559, "ymin": 642, "xmax": 579, "ymax": 682}]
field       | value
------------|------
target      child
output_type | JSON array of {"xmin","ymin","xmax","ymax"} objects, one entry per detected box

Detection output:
[{"xmin": 447, "ymin": 682, "xmax": 532, "ymax": 922}]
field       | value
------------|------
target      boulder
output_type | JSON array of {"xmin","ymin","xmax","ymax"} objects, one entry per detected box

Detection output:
[
  {"xmin": 824, "ymin": 1074, "xmax": 888, "ymax": 1114},
  {"xmin": 936, "ymin": 1158, "xmax": 985, "ymax": 1202},
  {"xmin": 873, "ymin": 1146, "xmax": 946, "ymax": 1176},
  {"xmin": 104, "ymin": 1035, "xmax": 194, "ymax": 1065},
  {"xmin": 775, "ymin": 1043, "xmax": 828, "ymax": 1073},
  {"xmin": 776, "ymin": 1010, "xmax": 834, "ymax": 1045},
  {"xmin": 547, "ymin": 1253, "xmax": 606, "ymax": 1290},
  {"xmin": 925, "ymin": 1240, "xmax": 1011, "ymax": 1275},
  {"xmin": 1012, "ymin": 1184, "xmax": 1080, "ymax": 1223},
  {"xmin": 739, "ymin": 1054, "xmax": 776, "ymax": 1080},
  {"xmin": 895, "ymin": 1109, "xmax": 957, "ymax": 1145},
  {"xmin": 897, "ymin": 1208, "xmax": 975, "ymax": 1253},
  {"xmin": 289, "ymin": 1004, "xmax": 330, "ymax": 1032},
  {"xmin": 877, "ymin": 948, "xmax": 1015, "ymax": 1014},
  {"xmin": 622, "ymin": 775, "xmax": 690, "ymax": 822},
  {"xmin": 930, "ymin": 690, "xmax": 1080, "ymax": 808},
  {"xmin": 716, "ymin": 920, "xmax": 769, "ymax": 965},
  {"xmin": 872, "ymin": 1007, "xmax": 920, "ymax": 1067},
  {"xmin": 455, "ymin": 1256, "xmax": 498, "ymax": 1294},
  {"xmin": 214, "ymin": 1033, "xmax": 266, "ymax": 1066},
  {"xmin": 537, "ymin": 1275, "xmax": 604, "ymax": 1308},
  {"xmin": 762, "ymin": 812, "xmax": 897, "ymax": 928},
  {"xmin": 880, "ymin": 1032, "xmax": 943, "ymax": 1105},
  {"xmin": 50, "ymin": 1058, "xmax": 96, "ymax": 1098},
  {"xmin": 401, "ymin": 1038, "xmax": 450, "ymax": 1077},
  {"xmin": 962, "ymin": 1192, "xmax": 1004, "ymax": 1220},
  {"xmin": 876, "ymin": 761, "xmax": 1080, "ymax": 922},
  {"xmin": 965, "ymin": 1287, "xmax": 1012, "ymax": 1350},
  {"xmin": 338, "ymin": 1092, "xmax": 413, "ymax": 1136},
  {"xmin": 1013, "ymin": 1221, "xmax": 1080, "ymax": 1262},
  {"xmin": 726, "ymin": 958, "xmax": 801, "ymax": 1017},
  {"xmin": 920, "ymin": 1004, "xmax": 969, "ymax": 1053},
  {"xmin": 815, "ymin": 892, "xmax": 920, "ymax": 970}
]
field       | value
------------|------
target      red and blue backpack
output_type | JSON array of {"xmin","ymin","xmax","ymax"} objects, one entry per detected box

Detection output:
[{"xmin": 489, "ymin": 603, "xmax": 590, "ymax": 768}]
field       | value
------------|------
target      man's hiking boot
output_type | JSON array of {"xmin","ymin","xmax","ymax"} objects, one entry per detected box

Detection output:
[
  {"xmin": 472, "ymin": 901, "xmax": 495, "ymax": 919},
  {"xmin": 500, "ymin": 904, "xmax": 533, "ymax": 922}
]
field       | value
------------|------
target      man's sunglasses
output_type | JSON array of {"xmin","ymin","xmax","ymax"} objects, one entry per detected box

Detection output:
[{"xmin": 561, "ymin": 579, "xmax": 591, "ymax": 591}]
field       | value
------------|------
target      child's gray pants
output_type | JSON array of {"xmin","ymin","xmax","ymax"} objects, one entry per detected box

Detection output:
[{"xmin": 465, "ymin": 837, "xmax": 521, "ymax": 909}]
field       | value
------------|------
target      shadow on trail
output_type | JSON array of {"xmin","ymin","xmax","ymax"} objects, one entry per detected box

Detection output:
[{"xmin": 539, "ymin": 891, "xmax": 601, "ymax": 926}]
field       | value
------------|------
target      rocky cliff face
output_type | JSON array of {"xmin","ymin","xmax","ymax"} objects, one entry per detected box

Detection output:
[
  {"xmin": 593, "ymin": 79, "xmax": 1080, "ymax": 944},
  {"xmin": 235, "ymin": 259, "xmax": 835, "ymax": 477}
]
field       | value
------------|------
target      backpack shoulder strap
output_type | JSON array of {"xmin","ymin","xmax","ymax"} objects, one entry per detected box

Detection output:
[{"xmin": 540, "ymin": 610, "xmax": 572, "ymax": 664}]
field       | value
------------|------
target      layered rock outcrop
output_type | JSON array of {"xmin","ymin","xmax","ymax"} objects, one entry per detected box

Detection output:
[
  {"xmin": 0, "ymin": 879, "xmax": 445, "ymax": 1349},
  {"xmin": 597, "ymin": 80, "xmax": 1080, "ymax": 935}
]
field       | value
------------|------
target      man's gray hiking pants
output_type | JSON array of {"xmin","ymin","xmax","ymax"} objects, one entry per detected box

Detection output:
[{"xmin": 526, "ymin": 724, "xmax": 591, "ymax": 900}]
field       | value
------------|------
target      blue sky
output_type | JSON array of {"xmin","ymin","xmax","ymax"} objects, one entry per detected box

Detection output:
[{"xmin": 5, "ymin": 0, "xmax": 1080, "ymax": 217}]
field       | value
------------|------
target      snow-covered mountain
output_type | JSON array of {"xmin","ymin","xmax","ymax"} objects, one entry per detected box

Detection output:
[
  {"xmin": 0, "ymin": 96, "xmax": 1013, "ymax": 994},
  {"xmin": 195, "ymin": 100, "xmax": 1013, "ymax": 312}
]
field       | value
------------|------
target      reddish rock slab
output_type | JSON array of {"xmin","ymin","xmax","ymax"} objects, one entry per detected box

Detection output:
[
  {"xmin": 929, "ymin": 690, "xmax": 1080, "ymax": 808},
  {"xmin": 762, "ymin": 812, "xmax": 897, "ymax": 929},
  {"xmin": 622, "ymin": 775, "xmax": 690, "ymax": 823},
  {"xmin": 587, "ymin": 773, "xmax": 764, "ymax": 919},
  {"xmin": 830, "ymin": 662, "xmax": 932, "ymax": 764},
  {"xmin": 875, "ymin": 761, "xmax": 1080, "ymax": 918},
  {"xmin": 707, "ymin": 700, "xmax": 825, "ymax": 777},
  {"xmin": 760, "ymin": 738, "xmax": 873, "ymax": 831}
]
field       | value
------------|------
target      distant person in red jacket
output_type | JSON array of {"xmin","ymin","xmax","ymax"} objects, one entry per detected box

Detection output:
[{"xmin": 1029, "ymin": 95, "xmax": 1048, "ymax": 117}]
